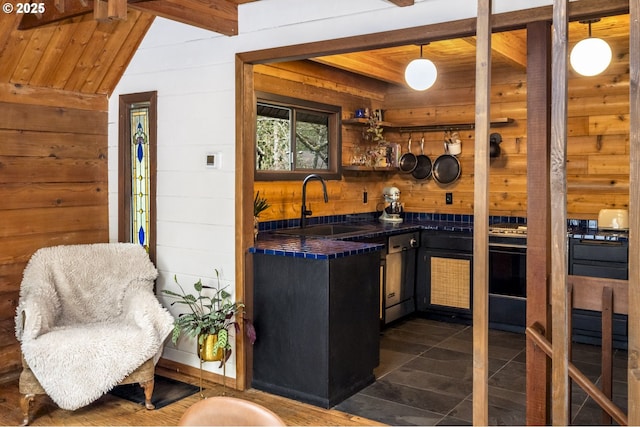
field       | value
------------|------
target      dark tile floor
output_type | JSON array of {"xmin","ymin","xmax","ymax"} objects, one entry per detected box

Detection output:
[{"xmin": 335, "ymin": 316, "xmax": 629, "ymax": 426}]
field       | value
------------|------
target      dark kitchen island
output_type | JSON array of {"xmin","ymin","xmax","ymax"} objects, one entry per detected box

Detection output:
[{"xmin": 250, "ymin": 235, "xmax": 382, "ymax": 408}]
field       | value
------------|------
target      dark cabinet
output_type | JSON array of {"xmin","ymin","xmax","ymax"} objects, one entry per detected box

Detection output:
[
  {"xmin": 416, "ymin": 231, "xmax": 473, "ymax": 322},
  {"xmin": 252, "ymin": 251, "xmax": 380, "ymax": 408},
  {"xmin": 569, "ymin": 238, "xmax": 628, "ymax": 348}
]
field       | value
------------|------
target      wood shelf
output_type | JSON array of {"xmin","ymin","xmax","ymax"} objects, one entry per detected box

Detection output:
[
  {"xmin": 342, "ymin": 117, "xmax": 514, "ymax": 133},
  {"xmin": 342, "ymin": 165, "xmax": 398, "ymax": 172},
  {"xmin": 342, "ymin": 118, "xmax": 394, "ymax": 127}
]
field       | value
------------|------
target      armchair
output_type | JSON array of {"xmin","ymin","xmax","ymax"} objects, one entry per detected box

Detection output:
[{"xmin": 15, "ymin": 243, "xmax": 174, "ymax": 425}]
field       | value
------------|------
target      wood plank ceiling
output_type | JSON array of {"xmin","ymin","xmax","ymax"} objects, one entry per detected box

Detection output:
[
  {"xmin": 2, "ymin": 1, "xmax": 628, "ymax": 100},
  {"xmin": 313, "ymin": 14, "xmax": 629, "ymax": 88},
  {"xmin": 0, "ymin": 0, "xmax": 258, "ymax": 98}
]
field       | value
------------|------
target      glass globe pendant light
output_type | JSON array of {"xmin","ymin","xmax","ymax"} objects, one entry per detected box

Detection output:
[
  {"xmin": 404, "ymin": 44, "xmax": 437, "ymax": 91},
  {"xmin": 570, "ymin": 19, "xmax": 612, "ymax": 77}
]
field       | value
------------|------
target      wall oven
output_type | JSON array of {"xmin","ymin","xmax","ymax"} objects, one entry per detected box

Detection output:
[{"xmin": 488, "ymin": 224, "xmax": 527, "ymax": 332}]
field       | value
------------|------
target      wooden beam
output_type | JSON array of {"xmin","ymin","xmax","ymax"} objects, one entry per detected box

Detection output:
[
  {"xmin": 628, "ymin": 0, "xmax": 640, "ymax": 423},
  {"xmin": 18, "ymin": 0, "xmax": 149, "ymax": 29},
  {"xmin": 94, "ymin": 0, "xmax": 128, "ymax": 21},
  {"xmin": 525, "ymin": 19, "xmax": 552, "ymax": 426},
  {"xmin": 472, "ymin": 0, "xmax": 491, "ymax": 425},
  {"xmin": 461, "ymin": 32, "xmax": 527, "ymax": 70},
  {"xmin": 129, "ymin": 0, "xmax": 239, "ymax": 36},
  {"xmin": 18, "ymin": 0, "xmax": 93, "ymax": 29},
  {"xmin": 312, "ymin": 52, "xmax": 405, "ymax": 86},
  {"xmin": 550, "ymin": 0, "xmax": 569, "ymax": 424},
  {"xmin": 491, "ymin": 31, "xmax": 527, "ymax": 68},
  {"xmin": 387, "ymin": 0, "xmax": 414, "ymax": 6},
  {"xmin": 239, "ymin": 0, "xmax": 629, "ymax": 65}
]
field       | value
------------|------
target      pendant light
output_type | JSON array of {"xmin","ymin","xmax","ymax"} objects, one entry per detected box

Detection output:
[
  {"xmin": 570, "ymin": 19, "xmax": 612, "ymax": 77},
  {"xmin": 404, "ymin": 44, "xmax": 437, "ymax": 91}
]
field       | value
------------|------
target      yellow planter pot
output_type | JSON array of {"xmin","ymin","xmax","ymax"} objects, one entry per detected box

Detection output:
[{"xmin": 198, "ymin": 334, "xmax": 223, "ymax": 361}]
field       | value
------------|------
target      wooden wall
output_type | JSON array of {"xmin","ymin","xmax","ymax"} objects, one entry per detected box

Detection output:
[
  {"xmin": 0, "ymin": 86, "xmax": 109, "ymax": 379},
  {"xmin": 254, "ymin": 46, "xmax": 630, "ymax": 222}
]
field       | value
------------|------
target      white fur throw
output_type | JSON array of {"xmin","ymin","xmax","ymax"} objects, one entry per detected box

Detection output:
[{"xmin": 15, "ymin": 243, "xmax": 174, "ymax": 411}]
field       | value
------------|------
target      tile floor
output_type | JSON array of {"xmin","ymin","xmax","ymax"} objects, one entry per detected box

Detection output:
[{"xmin": 335, "ymin": 316, "xmax": 629, "ymax": 426}]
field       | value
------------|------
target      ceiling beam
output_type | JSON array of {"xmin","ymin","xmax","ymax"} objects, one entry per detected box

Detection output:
[
  {"xmin": 18, "ymin": 0, "xmax": 149, "ymax": 29},
  {"xmin": 19, "ymin": 0, "xmax": 244, "ymax": 35},
  {"xmin": 490, "ymin": 31, "xmax": 527, "ymax": 68},
  {"xmin": 129, "ymin": 0, "xmax": 239, "ymax": 35},
  {"xmin": 19, "ymin": 0, "xmax": 93, "ymax": 29},
  {"xmin": 313, "ymin": 53, "xmax": 405, "ymax": 86},
  {"xmin": 461, "ymin": 32, "xmax": 527, "ymax": 69}
]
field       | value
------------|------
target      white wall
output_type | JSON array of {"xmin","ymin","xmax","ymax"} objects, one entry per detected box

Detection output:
[{"xmin": 107, "ymin": 0, "xmax": 553, "ymax": 377}]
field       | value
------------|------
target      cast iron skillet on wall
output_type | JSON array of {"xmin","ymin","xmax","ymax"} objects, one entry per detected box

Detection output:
[
  {"xmin": 399, "ymin": 134, "xmax": 418, "ymax": 173},
  {"xmin": 433, "ymin": 134, "xmax": 461, "ymax": 184},
  {"xmin": 432, "ymin": 153, "xmax": 461, "ymax": 184},
  {"xmin": 412, "ymin": 135, "xmax": 432, "ymax": 180}
]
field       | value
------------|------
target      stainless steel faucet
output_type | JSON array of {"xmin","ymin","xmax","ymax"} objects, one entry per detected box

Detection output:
[{"xmin": 300, "ymin": 174, "xmax": 328, "ymax": 228}]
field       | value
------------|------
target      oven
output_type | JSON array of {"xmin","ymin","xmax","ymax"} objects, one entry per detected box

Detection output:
[{"xmin": 488, "ymin": 224, "xmax": 527, "ymax": 332}]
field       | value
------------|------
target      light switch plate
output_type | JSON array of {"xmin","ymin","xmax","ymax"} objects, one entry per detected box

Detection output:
[{"xmin": 206, "ymin": 152, "xmax": 222, "ymax": 169}]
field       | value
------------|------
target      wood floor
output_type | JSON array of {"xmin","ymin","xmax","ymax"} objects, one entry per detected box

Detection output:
[{"xmin": 0, "ymin": 367, "xmax": 385, "ymax": 426}]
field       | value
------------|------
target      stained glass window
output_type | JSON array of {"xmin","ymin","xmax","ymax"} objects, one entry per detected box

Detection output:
[{"xmin": 130, "ymin": 105, "xmax": 150, "ymax": 251}]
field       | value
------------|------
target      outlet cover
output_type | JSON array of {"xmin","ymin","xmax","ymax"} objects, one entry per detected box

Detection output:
[{"xmin": 445, "ymin": 193, "xmax": 453, "ymax": 204}]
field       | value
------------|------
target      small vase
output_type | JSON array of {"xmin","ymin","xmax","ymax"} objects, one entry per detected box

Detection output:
[{"xmin": 198, "ymin": 334, "xmax": 223, "ymax": 361}]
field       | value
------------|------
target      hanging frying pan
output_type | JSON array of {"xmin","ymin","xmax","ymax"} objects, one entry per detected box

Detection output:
[
  {"xmin": 412, "ymin": 135, "xmax": 432, "ymax": 180},
  {"xmin": 398, "ymin": 134, "xmax": 417, "ymax": 173},
  {"xmin": 433, "ymin": 153, "xmax": 461, "ymax": 184}
]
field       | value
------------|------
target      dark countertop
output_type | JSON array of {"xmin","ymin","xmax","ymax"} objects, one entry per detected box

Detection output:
[
  {"xmin": 250, "ymin": 216, "xmax": 629, "ymax": 259},
  {"xmin": 249, "ymin": 233, "xmax": 384, "ymax": 260},
  {"xmin": 249, "ymin": 219, "xmax": 473, "ymax": 259}
]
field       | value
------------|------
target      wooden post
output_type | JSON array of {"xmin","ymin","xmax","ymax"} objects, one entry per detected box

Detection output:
[
  {"xmin": 601, "ymin": 287, "xmax": 613, "ymax": 425},
  {"xmin": 525, "ymin": 19, "xmax": 552, "ymax": 426},
  {"xmin": 550, "ymin": 0, "xmax": 569, "ymax": 425},
  {"xmin": 628, "ymin": 0, "xmax": 640, "ymax": 423},
  {"xmin": 472, "ymin": 0, "xmax": 491, "ymax": 425}
]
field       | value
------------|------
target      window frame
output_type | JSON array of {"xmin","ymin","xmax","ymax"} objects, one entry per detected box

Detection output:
[
  {"xmin": 118, "ymin": 91, "xmax": 157, "ymax": 264},
  {"xmin": 255, "ymin": 91, "xmax": 342, "ymax": 181}
]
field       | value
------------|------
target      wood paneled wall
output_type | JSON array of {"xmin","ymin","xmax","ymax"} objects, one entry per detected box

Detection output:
[
  {"xmin": 254, "ymin": 46, "xmax": 630, "ymax": 222},
  {"xmin": 0, "ymin": 86, "xmax": 108, "ymax": 378}
]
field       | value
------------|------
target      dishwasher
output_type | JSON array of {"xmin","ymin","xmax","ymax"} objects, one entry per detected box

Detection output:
[{"xmin": 383, "ymin": 232, "xmax": 419, "ymax": 324}]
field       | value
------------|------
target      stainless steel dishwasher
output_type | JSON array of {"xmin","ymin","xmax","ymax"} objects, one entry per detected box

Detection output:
[{"xmin": 384, "ymin": 232, "xmax": 419, "ymax": 324}]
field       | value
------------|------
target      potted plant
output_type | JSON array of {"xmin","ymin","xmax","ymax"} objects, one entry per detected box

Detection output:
[
  {"xmin": 162, "ymin": 269, "xmax": 256, "ymax": 392},
  {"xmin": 253, "ymin": 191, "xmax": 270, "ymax": 240}
]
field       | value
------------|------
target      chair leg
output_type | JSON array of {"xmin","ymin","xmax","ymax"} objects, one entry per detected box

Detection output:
[
  {"xmin": 20, "ymin": 393, "xmax": 35, "ymax": 426},
  {"xmin": 139, "ymin": 379, "xmax": 155, "ymax": 410}
]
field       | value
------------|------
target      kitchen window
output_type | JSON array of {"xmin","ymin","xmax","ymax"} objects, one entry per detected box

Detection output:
[{"xmin": 255, "ymin": 92, "xmax": 341, "ymax": 180}]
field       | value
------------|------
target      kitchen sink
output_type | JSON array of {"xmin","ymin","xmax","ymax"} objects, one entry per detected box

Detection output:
[{"xmin": 273, "ymin": 224, "xmax": 373, "ymax": 237}]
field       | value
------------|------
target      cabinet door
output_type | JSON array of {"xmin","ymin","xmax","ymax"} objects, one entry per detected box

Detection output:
[{"xmin": 416, "ymin": 249, "xmax": 472, "ymax": 314}]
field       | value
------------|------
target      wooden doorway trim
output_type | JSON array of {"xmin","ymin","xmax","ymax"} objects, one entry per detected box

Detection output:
[{"xmin": 235, "ymin": 0, "xmax": 631, "ymax": 392}]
